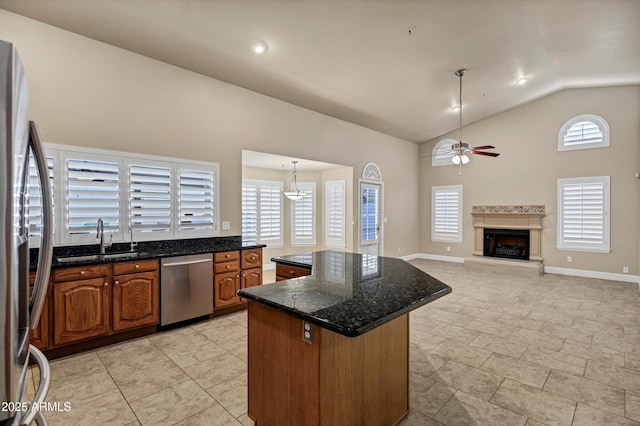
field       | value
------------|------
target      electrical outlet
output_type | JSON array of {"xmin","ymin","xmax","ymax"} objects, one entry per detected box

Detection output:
[
  {"xmin": 222, "ymin": 221, "xmax": 230, "ymax": 231},
  {"xmin": 302, "ymin": 322, "xmax": 314, "ymax": 345},
  {"xmin": 567, "ymin": 256, "xmax": 573, "ymax": 263},
  {"xmin": 623, "ymin": 266, "xmax": 629, "ymax": 274}
]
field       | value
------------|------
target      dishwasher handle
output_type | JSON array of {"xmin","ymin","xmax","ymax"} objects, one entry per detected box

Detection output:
[{"xmin": 163, "ymin": 258, "xmax": 213, "ymax": 268}]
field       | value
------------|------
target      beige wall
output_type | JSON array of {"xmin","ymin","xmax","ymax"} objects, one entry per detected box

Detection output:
[
  {"xmin": 0, "ymin": 10, "xmax": 419, "ymax": 258},
  {"xmin": 419, "ymin": 85, "xmax": 640, "ymax": 276}
]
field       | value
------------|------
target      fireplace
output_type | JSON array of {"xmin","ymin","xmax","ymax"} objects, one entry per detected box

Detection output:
[
  {"xmin": 484, "ymin": 229, "xmax": 530, "ymax": 260},
  {"xmin": 471, "ymin": 205, "xmax": 544, "ymax": 262}
]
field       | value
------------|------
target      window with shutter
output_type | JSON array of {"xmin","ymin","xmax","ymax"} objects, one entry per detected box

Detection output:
[
  {"xmin": 65, "ymin": 155, "xmax": 121, "ymax": 242},
  {"xmin": 242, "ymin": 179, "xmax": 283, "ymax": 246},
  {"xmin": 432, "ymin": 139, "xmax": 457, "ymax": 166},
  {"xmin": 178, "ymin": 168, "xmax": 216, "ymax": 233},
  {"xmin": 325, "ymin": 180, "xmax": 345, "ymax": 248},
  {"xmin": 558, "ymin": 114, "xmax": 610, "ymax": 151},
  {"xmin": 129, "ymin": 163, "xmax": 172, "ymax": 234},
  {"xmin": 27, "ymin": 154, "xmax": 55, "ymax": 243},
  {"xmin": 431, "ymin": 185, "xmax": 463, "ymax": 243},
  {"xmin": 557, "ymin": 176, "xmax": 610, "ymax": 252},
  {"xmin": 242, "ymin": 182, "xmax": 258, "ymax": 244},
  {"xmin": 291, "ymin": 182, "xmax": 316, "ymax": 246}
]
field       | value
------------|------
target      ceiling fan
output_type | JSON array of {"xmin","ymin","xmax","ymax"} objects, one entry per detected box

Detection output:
[{"xmin": 432, "ymin": 69, "xmax": 500, "ymax": 174}]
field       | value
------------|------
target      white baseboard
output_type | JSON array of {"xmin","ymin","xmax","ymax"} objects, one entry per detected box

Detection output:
[
  {"xmin": 401, "ymin": 253, "xmax": 640, "ymax": 285},
  {"xmin": 400, "ymin": 253, "xmax": 465, "ymax": 264},
  {"xmin": 543, "ymin": 266, "xmax": 640, "ymax": 284},
  {"xmin": 262, "ymin": 263, "xmax": 275, "ymax": 271}
]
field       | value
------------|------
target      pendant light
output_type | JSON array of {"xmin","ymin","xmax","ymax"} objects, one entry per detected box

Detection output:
[{"xmin": 283, "ymin": 161, "xmax": 305, "ymax": 201}]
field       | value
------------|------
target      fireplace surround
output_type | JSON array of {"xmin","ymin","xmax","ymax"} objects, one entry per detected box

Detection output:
[{"xmin": 471, "ymin": 205, "xmax": 544, "ymax": 262}]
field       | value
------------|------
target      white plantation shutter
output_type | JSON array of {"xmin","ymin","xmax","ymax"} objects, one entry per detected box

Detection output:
[
  {"xmin": 242, "ymin": 179, "xmax": 283, "ymax": 246},
  {"xmin": 431, "ymin": 185, "xmax": 462, "ymax": 243},
  {"xmin": 259, "ymin": 183, "xmax": 283, "ymax": 244},
  {"xmin": 242, "ymin": 182, "xmax": 258, "ymax": 244},
  {"xmin": 178, "ymin": 168, "xmax": 215, "ymax": 232},
  {"xmin": 558, "ymin": 176, "xmax": 610, "ymax": 252},
  {"xmin": 432, "ymin": 139, "xmax": 456, "ymax": 166},
  {"xmin": 558, "ymin": 114, "xmax": 610, "ymax": 151},
  {"xmin": 291, "ymin": 182, "xmax": 315, "ymax": 246},
  {"xmin": 27, "ymin": 155, "xmax": 55, "ymax": 237},
  {"xmin": 325, "ymin": 180, "xmax": 345, "ymax": 248},
  {"xmin": 129, "ymin": 163, "xmax": 171, "ymax": 234},
  {"xmin": 66, "ymin": 157, "xmax": 120, "ymax": 236}
]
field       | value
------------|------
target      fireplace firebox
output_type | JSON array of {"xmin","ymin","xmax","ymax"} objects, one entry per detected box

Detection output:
[{"xmin": 483, "ymin": 229, "xmax": 530, "ymax": 260}]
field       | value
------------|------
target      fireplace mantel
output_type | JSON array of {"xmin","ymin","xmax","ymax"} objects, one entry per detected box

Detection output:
[{"xmin": 471, "ymin": 205, "xmax": 545, "ymax": 262}]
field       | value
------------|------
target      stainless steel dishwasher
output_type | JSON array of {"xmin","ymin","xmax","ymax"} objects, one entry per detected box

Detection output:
[{"xmin": 160, "ymin": 253, "xmax": 213, "ymax": 326}]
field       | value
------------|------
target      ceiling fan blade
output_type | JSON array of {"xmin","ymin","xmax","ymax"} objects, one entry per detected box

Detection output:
[
  {"xmin": 471, "ymin": 145, "xmax": 495, "ymax": 150},
  {"xmin": 473, "ymin": 151, "xmax": 500, "ymax": 157}
]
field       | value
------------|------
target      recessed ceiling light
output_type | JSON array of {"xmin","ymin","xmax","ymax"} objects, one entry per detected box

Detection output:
[
  {"xmin": 451, "ymin": 105, "xmax": 460, "ymax": 112},
  {"xmin": 517, "ymin": 78, "xmax": 527, "ymax": 85},
  {"xmin": 251, "ymin": 41, "xmax": 268, "ymax": 54}
]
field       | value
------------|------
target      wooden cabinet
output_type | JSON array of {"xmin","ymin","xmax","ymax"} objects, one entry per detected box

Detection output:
[
  {"xmin": 52, "ymin": 264, "xmax": 110, "ymax": 346},
  {"xmin": 29, "ymin": 271, "xmax": 50, "ymax": 350},
  {"xmin": 112, "ymin": 259, "xmax": 159, "ymax": 332},
  {"xmin": 214, "ymin": 248, "xmax": 262, "ymax": 309},
  {"xmin": 52, "ymin": 259, "xmax": 159, "ymax": 346},
  {"xmin": 276, "ymin": 264, "xmax": 311, "ymax": 281}
]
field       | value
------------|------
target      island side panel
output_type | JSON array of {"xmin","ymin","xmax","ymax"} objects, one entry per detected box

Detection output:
[
  {"xmin": 319, "ymin": 314, "xmax": 409, "ymax": 426},
  {"xmin": 247, "ymin": 301, "xmax": 321, "ymax": 425}
]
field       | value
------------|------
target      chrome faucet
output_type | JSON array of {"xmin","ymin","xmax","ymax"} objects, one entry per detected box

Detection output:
[
  {"xmin": 128, "ymin": 226, "xmax": 137, "ymax": 252},
  {"xmin": 96, "ymin": 218, "xmax": 112, "ymax": 254}
]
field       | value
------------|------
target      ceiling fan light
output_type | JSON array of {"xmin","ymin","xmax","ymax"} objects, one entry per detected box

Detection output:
[
  {"xmin": 461, "ymin": 154, "xmax": 470, "ymax": 164},
  {"xmin": 451, "ymin": 155, "xmax": 461, "ymax": 165}
]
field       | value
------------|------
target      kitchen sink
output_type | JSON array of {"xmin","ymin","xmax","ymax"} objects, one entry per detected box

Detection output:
[{"xmin": 56, "ymin": 251, "xmax": 144, "ymax": 263}]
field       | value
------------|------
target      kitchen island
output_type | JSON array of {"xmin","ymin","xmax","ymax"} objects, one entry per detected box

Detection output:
[{"xmin": 238, "ymin": 250, "xmax": 452, "ymax": 426}]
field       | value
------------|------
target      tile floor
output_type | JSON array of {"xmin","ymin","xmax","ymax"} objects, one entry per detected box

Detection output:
[{"xmin": 26, "ymin": 259, "xmax": 640, "ymax": 425}]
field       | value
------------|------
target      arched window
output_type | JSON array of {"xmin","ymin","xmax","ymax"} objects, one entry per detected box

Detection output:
[
  {"xmin": 432, "ymin": 139, "xmax": 456, "ymax": 166},
  {"xmin": 558, "ymin": 114, "xmax": 610, "ymax": 151}
]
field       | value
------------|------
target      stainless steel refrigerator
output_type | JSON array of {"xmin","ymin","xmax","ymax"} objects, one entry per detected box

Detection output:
[{"xmin": 1, "ymin": 40, "xmax": 53, "ymax": 426}]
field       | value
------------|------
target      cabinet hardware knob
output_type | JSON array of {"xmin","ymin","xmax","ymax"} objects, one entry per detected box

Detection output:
[
  {"xmin": 290, "ymin": 271, "xmax": 295, "ymax": 275},
  {"xmin": 115, "ymin": 280, "xmax": 119, "ymax": 285},
  {"xmin": 251, "ymin": 255, "xmax": 256, "ymax": 260},
  {"xmin": 225, "ymin": 254, "xmax": 230, "ymax": 258},
  {"xmin": 135, "ymin": 264, "xmax": 139, "ymax": 269},
  {"xmin": 80, "ymin": 271, "xmax": 85, "ymax": 275},
  {"xmin": 104, "ymin": 282, "xmax": 108, "ymax": 287},
  {"xmin": 226, "ymin": 265, "xmax": 230, "ymax": 269}
]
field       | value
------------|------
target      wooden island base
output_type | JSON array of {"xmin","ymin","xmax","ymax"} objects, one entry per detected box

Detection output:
[{"xmin": 247, "ymin": 301, "xmax": 409, "ymax": 426}]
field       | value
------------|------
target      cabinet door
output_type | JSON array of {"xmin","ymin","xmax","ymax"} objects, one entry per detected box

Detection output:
[
  {"xmin": 214, "ymin": 271, "xmax": 241, "ymax": 308},
  {"xmin": 112, "ymin": 271, "xmax": 159, "ymax": 332},
  {"xmin": 242, "ymin": 268, "xmax": 262, "ymax": 289},
  {"xmin": 29, "ymin": 272, "xmax": 49, "ymax": 350},
  {"xmin": 241, "ymin": 248, "xmax": 262, "ymax": 269},
  {"xmin": 53, "ymin": 278, "xmax": 109, "ymax": 345}
]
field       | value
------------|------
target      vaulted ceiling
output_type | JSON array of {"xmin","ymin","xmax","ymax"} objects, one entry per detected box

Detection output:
[{"xmin": 1, "ymin": 0, "xmax": 638, "ymax": 142}]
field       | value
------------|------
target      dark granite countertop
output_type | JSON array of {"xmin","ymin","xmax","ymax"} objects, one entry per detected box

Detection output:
[
  {"xmin": 30, "ymin": 236, "xmax": 265, "ymax": 269},
  {"xmin": 238, "ymin": 250, "xmax": 452, "ymax": 337}
]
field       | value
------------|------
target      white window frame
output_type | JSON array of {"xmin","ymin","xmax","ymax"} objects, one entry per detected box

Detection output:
[
  {"xmin": 432, "ymin": 139, "xmax": 457, "ymax": 166},
  {"xmin": 175, "ymin": 164, "xmax": 219, "ymax": 238},
  {"xmin": 325, "ymin": 180, "xmax": 346, "ymax": 248},
  {"xmin": 431, "ymin": 185, "xmax": 463, "ymax": 243},
  {"xmin": 558, "ymin": 114, "xmax": 610, "ymax": 152},
  {"xmin": 41, "ymin": 143, "xmax": 220, "ymax": 246},
  {"xmin": 242, "ymin": 179, "xmax": 284, "ymax": 247},
  {"xmin": 126, "ymin": 159, "xmax": 173, "ymax": 239},
  {"xmin": 291, "ymin": 182, "xmax": 316, "ymax": 247},
  {"xmin": 557, "ymin": 176, "xmax": 610, "ymax": 253}
]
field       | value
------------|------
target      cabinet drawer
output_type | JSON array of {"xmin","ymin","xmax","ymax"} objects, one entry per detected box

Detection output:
[
  {"xmin": 242, "ymin": 248, "xmax": 262, "ymax": 269},
  {"xmin": 54, "ymin": 264, "xmax": 108, "ymax": 282},
  {"xmin": 275, "ymin": 264, "xmax": 311, "ymax": 280},
  {"xmin": 113, "ymin": 259, "xmax": 158, "ymax": 275},
  {"xmin": 214, "ymin": 260, "xmax": 240, "ymax": 274},
  {"xmin": 214, "ymin": 250, "xmax": 240, "ymax": 263}
]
